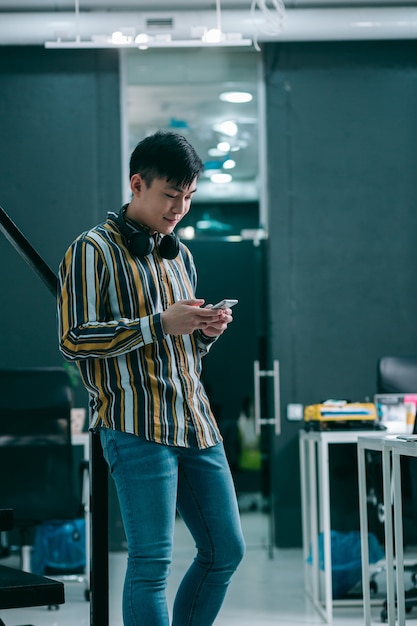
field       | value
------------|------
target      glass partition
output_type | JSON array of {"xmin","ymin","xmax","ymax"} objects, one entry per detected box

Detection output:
[{"xmin": 123, "ymin": 47, "xmax": 265, "ymax": 240}]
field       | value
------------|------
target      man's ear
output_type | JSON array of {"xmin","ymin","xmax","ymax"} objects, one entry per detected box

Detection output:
[{"xmin": 130, "ymin": 174, "xmax": 143, "ymax": 196}]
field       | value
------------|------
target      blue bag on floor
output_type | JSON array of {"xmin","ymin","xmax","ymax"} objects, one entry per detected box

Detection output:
[
  {"xmin": 31, "ymin": 519, "xmax": 86, "ymax": 575},
  {"xmin": 308, "ymin": 530, "xmax": 384, "ymax": 599}
]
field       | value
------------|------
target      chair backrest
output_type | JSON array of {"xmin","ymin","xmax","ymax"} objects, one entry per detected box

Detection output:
[
  {"xmin": 377, "ymin": 355, "xmax": 417, "ymax": 394},
  {"xmin": 0, "ymin": 367, "xmax": 79, "ymax": 524}
]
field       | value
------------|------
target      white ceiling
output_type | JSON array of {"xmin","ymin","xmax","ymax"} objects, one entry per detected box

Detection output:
[
  {"xmin": 1, "ymin": 1, "xmax": 416, "ymax": 45},
  {"xmin": 0, "ymin": 1, "xmax": 253, "ymax": 8},
  {"xmin": 0, "ymin": 0, "xmax": 415, "ymax": 8}
]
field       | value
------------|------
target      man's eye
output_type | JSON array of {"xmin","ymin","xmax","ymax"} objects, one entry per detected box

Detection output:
[{"xmin": 165, "ymin": 194, "xmax": 176, "ymax": 199}]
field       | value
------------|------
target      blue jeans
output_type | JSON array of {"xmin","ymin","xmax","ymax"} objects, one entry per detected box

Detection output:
[{"xmin": 100, "ymin": 428, "xmax": 245, "ymax": 626}]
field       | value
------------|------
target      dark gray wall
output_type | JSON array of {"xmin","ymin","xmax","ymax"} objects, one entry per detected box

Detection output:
[
  {"xmin": 3, "ymin": 41, "xmax": 417, "ymax": 549},
  {"xmin": 265, "ymin": 40, "xmax": 417, "ymax": 546},
  {"xmin": 0, "ymin": 46, "xmax": 122, "ymax": 408}
]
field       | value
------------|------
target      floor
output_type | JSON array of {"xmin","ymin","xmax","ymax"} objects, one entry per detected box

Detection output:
[{"xmin": 0, "ymin": 510, "xmax": 415, "ymax": 626}]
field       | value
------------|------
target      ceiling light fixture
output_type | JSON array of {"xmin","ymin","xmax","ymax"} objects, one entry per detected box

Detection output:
[
  {"xmin": 211, "ymin": 173, "xmax": 233, "ymax": 184},
  {"xmin": 177, "ymin": 226, "xmax": 195, "ymax": 240},
  {"xmin": 45, "ymin": 0, "xmax": 253, "ymax": 49},
  {"xmin": 217, "ymin": 141, "xmax": 231, "ymax": 153},
  {"xmin": 111, "ymin": 31, "xmax": 133, "ymax": 45},
  {"xmin": 202, "ymin": 0, "xmax": 225, "ymax": 43},
  {"xmin": 202, "ymin": 28, "xmax": 224, "ymax": 44},
  {"xmin": 134, "ymin": 33, "xmax": 151, "ymax": 50},
  {"xmin": 215, "ymin": 121, "xmax": 238, "ymax": 137},
  {"xmin": 208, "ymin": 148, "xmax": 224, "ymax": 157},
  {"xmin": 220, "ymin": 91, "xmax": 253, "ymax": 103}
]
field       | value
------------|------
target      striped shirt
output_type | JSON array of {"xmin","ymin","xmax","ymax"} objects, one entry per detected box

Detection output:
[{"xmin": 57, "ymin": 212, "xmax": 222, "ymax": 449}]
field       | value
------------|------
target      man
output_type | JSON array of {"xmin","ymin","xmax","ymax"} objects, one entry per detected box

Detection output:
[{"xmin": 58, "ymin": 131, "xmax": 245, "ymax": 626}]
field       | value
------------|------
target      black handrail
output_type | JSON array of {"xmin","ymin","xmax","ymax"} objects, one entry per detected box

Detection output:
[
  {"xmin": 0, "ymin": 204, "xmax": 108, "ymax": 626},
  {"xmin": 0, "ymin": 205, "xmax": 58, "ymax": 297}
]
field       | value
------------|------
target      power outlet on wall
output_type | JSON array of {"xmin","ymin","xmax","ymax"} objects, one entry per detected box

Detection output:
[{"xmin": 287, "ymin": 403, "xmax": 304, "ymax": 421}]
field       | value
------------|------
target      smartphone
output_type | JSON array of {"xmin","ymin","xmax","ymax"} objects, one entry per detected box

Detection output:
[
  {"xmin": 211, "ymin": 299, "xmax": 238, "ymax": 310},
  {"xmin": 396, "ymin": 435, "xmax": 417, "ymax": 442}
]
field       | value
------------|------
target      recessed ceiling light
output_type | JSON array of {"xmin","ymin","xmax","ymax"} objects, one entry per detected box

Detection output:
[
  {"xmin": 220, "ymin": 91, "xmax": 253, "ymax": 103},
  {"xmin": 217, "ymin": 141, "xmax": 230, "ymax": 153},
  {"xmin": 177, "ymin": 226, "xmax": 195, "ymax": 240},
  {"xmin": 208, "ymin": 148, "xmax": 224, "ymax": 157},
  {"xmin": 223, "ymin": 159, "xmax": 236, "ymax": 170},
  {"xmin": 214, "ymin": 121, "xmax": 238, "ymax": 137},
  {"xmin": 211, "ymin": 173, "xmax": 232, "ymax": 184}
]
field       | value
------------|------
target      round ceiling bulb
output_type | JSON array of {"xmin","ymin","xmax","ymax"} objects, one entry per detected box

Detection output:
[
  {"xmin": 112, "ymin": 31, "xmax": 132, "ymax": 45},
  {"xmin": 203, "ymin": 28, "xmax": 223, "ymax": 43},
  {"xmin": 217, "ymin": 141, "xmax": 230, "ymax": 153},
  {"xmin": 135, "ymin": 33, "xmax": 150, "ymax": 49},
  {"xmin": 215, "ymin": 121, "xmax": 238, "ymax": 137}
]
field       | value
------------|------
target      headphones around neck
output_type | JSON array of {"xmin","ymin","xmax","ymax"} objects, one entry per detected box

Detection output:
[{"xmin": 115, "ymin": 206, "xmax": 180, "ymax": 260}]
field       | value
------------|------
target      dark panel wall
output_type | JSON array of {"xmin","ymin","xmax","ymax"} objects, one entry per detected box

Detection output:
[
  {"xmin": 0, "ymin": 46, "xmax": 122, "ymax": 408},
  {"xmin": 3, "ymin": 41, "xmax": 417, "ymax": 550},
  {"xmin": 265, "ymin": 41, "xmax": 417, "ymax": 546},
  {"xmin": 187, "ymin": 239, "xmax": 266, "ymax": 472}
]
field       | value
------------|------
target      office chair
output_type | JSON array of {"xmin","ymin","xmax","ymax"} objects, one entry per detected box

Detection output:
[
  {"xmin": 0, "ymin": 367, "xmax": 88, "ymax": 619},
  {"xmin": 377, "ymin": 355, "xmax": 417, "ymax": 398},
  {"xmin": 376, "ymin": 356, "xmax": 417, "ymax": 621}
]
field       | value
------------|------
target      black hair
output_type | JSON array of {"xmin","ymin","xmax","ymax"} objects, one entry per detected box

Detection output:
[{"xmin": 129, "ymin": 130, "xmax": 204, "ymax": 188}]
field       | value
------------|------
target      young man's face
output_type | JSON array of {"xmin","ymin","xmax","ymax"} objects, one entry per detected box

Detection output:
[{"xmin": 127, "ymin": 174, "xmax": 197, "ymax": 235}]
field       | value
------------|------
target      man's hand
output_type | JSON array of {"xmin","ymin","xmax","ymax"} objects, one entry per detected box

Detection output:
[{"xmin": 161, "ymin": 299, "xmax": 233, "ymax": 337}]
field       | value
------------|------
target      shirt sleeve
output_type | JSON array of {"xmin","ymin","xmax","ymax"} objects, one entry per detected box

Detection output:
[
  {"xmin": 195, "ymin": 329, "xmax": 219, "ymax": 356},
  {"xmin": 57, "ymin": 235, "xmax": 165, "ymax": 360}
]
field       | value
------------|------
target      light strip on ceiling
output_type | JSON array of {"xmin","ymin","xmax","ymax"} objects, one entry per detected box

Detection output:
[
  {"xmin": 45, "ymin": 0, "xmax": 252, "ymax": 49},
  {"xmin": 45, "ymin": 38, "xmax": 253, "ymax": 49}
]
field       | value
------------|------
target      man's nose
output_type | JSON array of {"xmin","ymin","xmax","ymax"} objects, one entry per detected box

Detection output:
[{"xmin": 172, "ymin": 198, "xmax": 188, "ymax": 214}]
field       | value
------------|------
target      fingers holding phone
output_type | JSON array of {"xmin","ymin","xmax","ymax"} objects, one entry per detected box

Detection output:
[
  {"xmin": 210, "ymin": 299, "xmax": 238, "ymax": 310},
  {"xmin": 203, "ymin": 298, "xmax": 238, "ymax": 337}
]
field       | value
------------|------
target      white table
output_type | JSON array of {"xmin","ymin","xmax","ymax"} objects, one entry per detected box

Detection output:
[
  {"xmin": 386, "ymin": 437, "xmax": 417, "ymax": 626},
  {"xmin": 358, "ymin": 434, "xmax": 417, "ymax": 626},
  {"xmin": 357, "ymin": 434, "xmax": 394, "ymax": 625},
  {"xmin": 299, "ymin": 428, "xmax": 386, "ymax": 624},
  {"xmin": 71, "ymin": 432, "xmax": 90, "ymax": 599}
]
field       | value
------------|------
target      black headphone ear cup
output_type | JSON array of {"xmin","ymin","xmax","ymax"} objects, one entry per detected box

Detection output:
[
  {"xmin": 159, "ymin": 234, "xmax": 180, "ymax": 260},
  {"xmin": 115, "ymin": 208, "xmax": 154, "ymax": 258},
  {"xmin": 128, "ymin": 231, "xmax": 154, "ymax": 257},
  {"xmin": 115, "ymin": 207, "xmax": 179, "ymax": 259}
]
